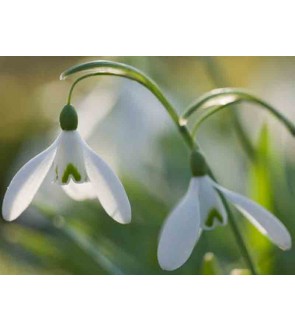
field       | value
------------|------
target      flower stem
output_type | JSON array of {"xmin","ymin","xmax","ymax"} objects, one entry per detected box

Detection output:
[
  {"xmin": 61, "ymin": 60, "xmax": 258, "ymax": 274},
  {"xmin": 191, "ymin": 99, "xmax": 244, "ymax": 137},
  {"xmin": 64, "ymin": 64, "xmax": 196, "ymax": 150},
  {"xmin": 207, "ymin": 169, "xmax": 258, "ymax": 275},
  {"xmin": 182, "ymin": 88, "xmax": 295, "ymax": 138},
  {"xmin": 225, "ymin": 205, "xmax": 258, "ymax": 275}
]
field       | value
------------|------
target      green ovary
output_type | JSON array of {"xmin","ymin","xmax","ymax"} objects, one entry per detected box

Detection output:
[
  {"xmin": 62, "ymin": 163, "xmax": 82, "ymax": 184},
  {"xmin": 205, "ymin": 209, "xmax": 223, "ymax": 228}
]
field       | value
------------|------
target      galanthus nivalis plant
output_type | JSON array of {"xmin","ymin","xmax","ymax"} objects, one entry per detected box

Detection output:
[
  {"xmin": 157, "ymin": 151, "xmax": 291, "ymax": 271},
  {"xmin": 2, "ymin": 104, "xmax": 131, "ymax": 224},
  {"xmin": 3, "ymin": 60, "xmax": 295, "ymax": 275}
]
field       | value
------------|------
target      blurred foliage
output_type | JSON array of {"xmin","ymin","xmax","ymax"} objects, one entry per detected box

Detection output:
[
  {"xmin": 1, "ymin": 56, "xmax": 295, "ymax": 274},
  {"xmin": 201, "ymin": 253, "xmax": 222, "ymax": 275}
]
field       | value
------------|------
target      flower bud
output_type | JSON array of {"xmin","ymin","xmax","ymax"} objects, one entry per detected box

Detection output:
[
  {"xmin": 59, "ymin": 104, "xmax": 78, "ymax": 131},
  {"xmin": 190, "ymin": 150, "xmax": 208, "ymax": 177}
]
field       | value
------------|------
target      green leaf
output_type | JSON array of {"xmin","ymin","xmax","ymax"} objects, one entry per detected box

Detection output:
[
  {"xmin": 247, "ymin": 124, "xmax": 274, "ymax": 273},
  {"xmin": 249, "ymin": 124, "xmax": 272, "ymax": 208}
]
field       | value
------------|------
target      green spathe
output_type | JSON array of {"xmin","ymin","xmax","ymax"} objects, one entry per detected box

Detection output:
[
  {"xmin": 60, "ymin": 104, "xmax": 78, "ymax": 131},
  {"xmin": 190, "ymin": 151, "xmax": 208, "ymax": 177}
]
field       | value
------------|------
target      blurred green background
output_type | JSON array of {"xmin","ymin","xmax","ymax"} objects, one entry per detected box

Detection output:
[{"xmin": 1, "ymin": 56, "xmax": 295, "ymax": 275}]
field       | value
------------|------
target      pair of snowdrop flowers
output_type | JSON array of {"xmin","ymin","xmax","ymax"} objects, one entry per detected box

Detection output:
[{"xmin": 2, "ymin": 105, "xmax": 292, "ymax": 271}]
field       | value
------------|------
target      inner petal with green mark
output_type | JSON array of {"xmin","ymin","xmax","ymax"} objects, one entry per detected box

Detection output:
[
  {"xmin": 61, "ymin": 163, "xmax": 82, "ymax": 184},
  {"xmin": 52, "ymin": 131, "xmax": 88, "ymax": 185},
  {"xmin": 204, "ymin": 208, "xmax": 224, "ymax": 229}
]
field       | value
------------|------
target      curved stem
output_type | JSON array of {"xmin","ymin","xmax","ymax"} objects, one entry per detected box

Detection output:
[
  {"xmin": 62, "ymin": 61, "xmax": 196, "ymax": 150},
  {"xmin": 61, "ymin": 60, "xmax": 258, "ymax": 274},
  {"xmin": 182, "ymin": 88, "xmax": 295, "ymax": 136},
  {"xmin": 191, "ymin": 99, "xmax": 244, "ymax": 137}
]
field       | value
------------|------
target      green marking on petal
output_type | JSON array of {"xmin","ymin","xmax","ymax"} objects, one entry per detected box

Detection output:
[
  {"xmin": 62, "ymin": 163, "xmax": 81, "ymax": 184},
  {"xmin": 205, "ymin": 208, "xmax": 223, "ymax": 228}
]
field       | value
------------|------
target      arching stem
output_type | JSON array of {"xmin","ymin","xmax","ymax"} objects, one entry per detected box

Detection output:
[
  {"xmin": 191, "ymin": 99, "xmax": 244, "ymax": 137},
  {"xmin": 182, "ymin": 88, "xmax": 295, "ymax": 137},
  {"xmin": 65, "ymin": 71, "xmax": 195, "ymax": 150}
]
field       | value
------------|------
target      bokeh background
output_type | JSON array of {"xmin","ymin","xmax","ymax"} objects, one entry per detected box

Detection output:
[{"xmin": 1, "ymin": 56, "xmax": 295, "ymax": 274}]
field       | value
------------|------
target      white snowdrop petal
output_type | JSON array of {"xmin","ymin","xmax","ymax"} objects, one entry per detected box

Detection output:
[
  {"xmin": 2, "ymin": 140, "xmax": 58, "ymax": 221},
  {"xmin": 198, "ymin": 176, "xmax": 227, "ymax": 230},
  {"xmin": 212, "ymin": 181, "xmax": 292, "ymax": 250},
  {"xmin": 62, "ymin": 180, "xmax": 97, "ymax": 201},
  {"xmin": 157, "ymin": 178, "xmax": 201, "ymax": 271},
  {"xmin": 82, "ymin": 144, "xmax": 131, "ymax": 224}
]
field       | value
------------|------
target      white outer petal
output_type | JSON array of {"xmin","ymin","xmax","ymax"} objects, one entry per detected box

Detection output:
[
  {"xmin": 157, "ymin": 178, "xmax": 201, "ymax": 271},
  {"xmin": 2, "ymin": 138, "xmax": 59, "ymax": 221},
  {"xmin": 198, "ymin": 176, "xmax": 227, "ymax": 230},
  {"xmin": 62, "ymin": 181, "xmax": 97, "ymax": 201},
  {"xmin": 82, "ymin": 143, "xmax": 131, "ymax": 224},
  {"xmin": 211, "ymin": 180, "xmax": 292, "ymax": 250}
]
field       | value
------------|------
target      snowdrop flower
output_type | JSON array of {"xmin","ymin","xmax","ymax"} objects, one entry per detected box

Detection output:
[
  {"xmin": 2, "ymin": 104, "xmax": 131, "ymax": 224},
  {"xmin": 158, "ymin": 151, "xmax": 291, "ymax": 271}
]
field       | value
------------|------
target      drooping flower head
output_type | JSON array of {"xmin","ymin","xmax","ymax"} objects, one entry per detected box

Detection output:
[
  {"xmin": 157, "ymin": 150, "xmax": 291, "ymax": 271},
  {"xmin": 2, "ymin": 104, "xmax": 131, "ymax": 224}
]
